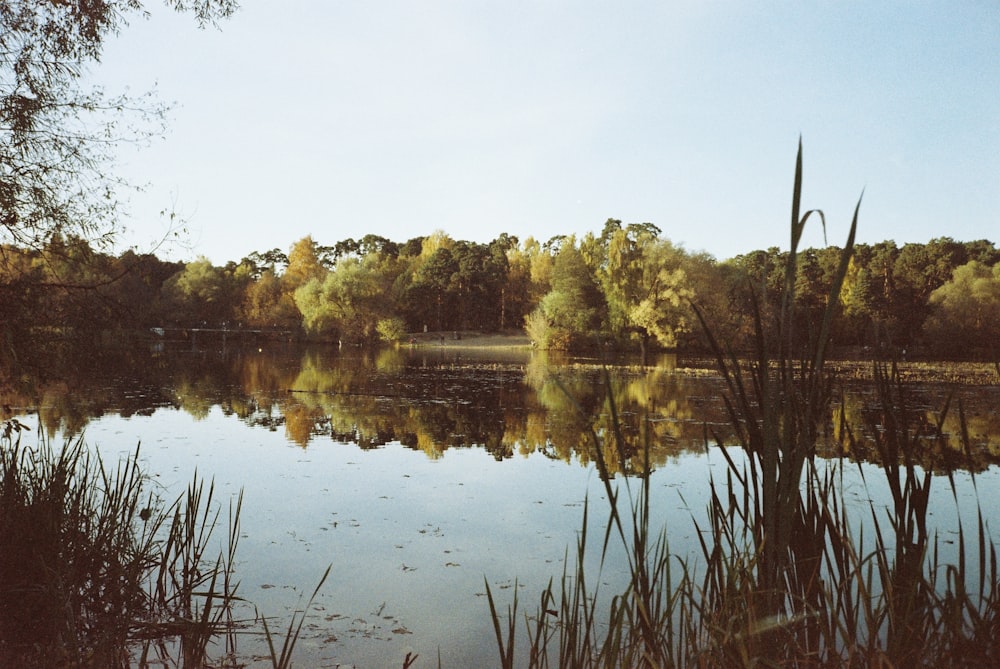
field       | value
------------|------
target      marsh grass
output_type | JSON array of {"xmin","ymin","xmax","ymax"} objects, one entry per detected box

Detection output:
[
  {"xmin": 137, "ymin": 474, "xmax": 248, "ymax": 668},
  {"xmin": 0, "ymin": 416, "xmax": 341, "ymax": 668},
  {"xmin": 488, "ymin": 141, "xmax": 1000, "ymax": 666},
  {"xmin": 1, "ymin": 425, "xmax": 150, "ymax": 666},
  {"xmin": 0, "ymin": 422, "xmax": 250, "ymax": 667},
  {"xmin": 260, "ymin": 563, "xmax": 331, "ymax": 669}
]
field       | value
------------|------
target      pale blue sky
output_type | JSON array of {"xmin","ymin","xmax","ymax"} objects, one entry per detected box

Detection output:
[{"xmin": 94, "ymin": 1, "xmax": 999, "ymax": 264}]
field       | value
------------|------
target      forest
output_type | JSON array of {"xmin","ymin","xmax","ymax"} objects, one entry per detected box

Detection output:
[{"xmin": 2, "ymin": 221, "xmax": 998, "ymax": 360}]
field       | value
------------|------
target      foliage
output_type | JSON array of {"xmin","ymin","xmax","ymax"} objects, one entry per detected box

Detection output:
[
  {"xmin": 535, "ymin": 239, "xmax": 606, "ymax": 350},
  {"xmin": 282, "ymin": 235, "xmax": 327, "ymax": 291},
  {"xmin": 240, "ymin": 248, "xmax": 289, "ymax": 279},
  {"xmin": 239, "ymin": 268, "xmax": 300, "ymax": 329},
  {"xmin": 581, "ymin": 220, "xmax": 697, "ymax": 358},
  {"xmin": 161, "ymin": 256, "xmax": 246, "ymax": 326},
  {"xmin": 923, "ymin": 260, "xmax": 1000, "ymax": 356},
  {"xmin": 376, "ymin": 316, "xmax": 407, "ymax": 343},
  {"xmin": 1, "ymin": 207, "xmax": 999, "ymax": 359},
  {"xmin": 399, "ymin": 236, "xmax": 517, "ymax": 333},
  {"xmin": 626, "ymin": 240, "xmax": 694, "ymax": 351},
  {"xmin": 0, "ymin": 0, "xmax": 238, "ymax": 342},
  {"xmin": 404, "ymin": 245, "xmax": 460, "ymax": 332},
  {"xmin": 294, "ymin": 254, "xmax": 399, "ymax": 342},
  {"xmin": 525, "ymin": 306, "xmax": 553, "ymax": 348}
]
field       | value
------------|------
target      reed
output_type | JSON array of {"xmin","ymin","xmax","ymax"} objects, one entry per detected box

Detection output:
[
  {"xmin": 0, "ymin": 422, "xmax": 254, "ymax": 668},
  {"xmin": 0, "ymin": 426, "xmax": 153, "ymax": 667},
  {"xmin": 139, "ymin": 473, "xmax": 247, "ymax": 667},
  {"xmin": 488, "ymin": 140, "xmax": 1000, "ymax": 667},
  {"xmin": 260, "ymin": 563, "xmax": 331, "ymax": 669}
]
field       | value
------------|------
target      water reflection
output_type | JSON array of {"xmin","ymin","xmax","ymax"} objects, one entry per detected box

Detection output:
[{"xmin": 3, "ymin": 342, "xmax": 1000, "ymax": 471}]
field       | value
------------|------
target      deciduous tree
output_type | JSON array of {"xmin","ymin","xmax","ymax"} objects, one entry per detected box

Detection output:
[
  {"xmin": 295, "ymin": 255, "xmax": 400, "ymax": 343},
  {"xmin": 533, "ymin": 239, "xmax": 605, "ymax": 350},
  {"xmin": 591, "ymin": 220, "xmax": 695, "ymax": 359},
  {"xmin": 161, "ymin": 256, "xmax": 241, "ymax": 326},
  {"xmin": 924, "ymin": 260, "xmax": 1000, "ymax": 357},
  {"xmin": 1, "ymin": 0, "xmax": 238, "ymax": 338}
]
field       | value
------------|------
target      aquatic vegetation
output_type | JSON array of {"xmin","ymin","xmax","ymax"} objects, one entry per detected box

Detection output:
[
  {"xmin": 261, "ymin": 564, "xmax": 331, "ymax": 669},
  {"xmin": 0, "ymin": 423, "xmax": 247, "ymax": 667},
  {"xmin": 488, "ymin": 141, "xmax": 1000, "ymax": 666},
  {"xmin": 0, "ymin": 420, "xmax": 337, "ymax": 668}
]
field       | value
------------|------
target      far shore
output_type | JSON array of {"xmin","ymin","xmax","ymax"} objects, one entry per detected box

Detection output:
[
  {"xmin": 403, "ymin": 334, "xmax": 1000, "ymax": 386},
  {"xmin": 403, "ymin": 330, "xmax": 532, "ymax": 349}
]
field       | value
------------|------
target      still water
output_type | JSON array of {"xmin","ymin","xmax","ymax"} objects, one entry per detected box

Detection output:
[{"xmin": 6, "ymin": 342, "xmax": 1000, "ymax": 667}]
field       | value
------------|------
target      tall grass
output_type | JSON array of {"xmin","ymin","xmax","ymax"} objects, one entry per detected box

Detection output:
[
  {"xmin": 1, "ymin": 426, "xmax": 148, "ymax": 666},
  {"xmin": 0, "ymin": 419, "xmax": 338, "ymax": 668},
  {"xmin": 488, "ymin": 141, "xmax": 1000, "ymax": 666},
  {"xmin": 261, "ymin": 564, "xmax": 331, "ymax": 669},
  {"xmin": 0, "ymin": 422, "xmax": 247, "ymax": 667}
]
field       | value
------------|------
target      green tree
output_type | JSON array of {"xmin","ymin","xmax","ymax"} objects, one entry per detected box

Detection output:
[
  {"xmin": 838, "ymin": 254, "xmax": 874, "ymax": 346},
  {"xmin": 400, "ymin": 236, "xmax": 426, "ymax": 258},
  {"xmin": 924, "ymin": 260, "xmax": 1000, "ymax": 357},
  {"xmin": 840, "ymin": 241, "xmax": 901, "ymax": 349},
  {"xmin": 28, "ymin": 235, "xmax": 114, "ymax": 331},
  {"xmin": 295, "ymin": 255, "xmax": 398, "ymax": 343},
  {"xmin": 448, "ymin": 240, "xmax": 510, "ymax": 331},
  {"xmin": 589, "ymin": 220, "xmax": 695, "ymax": 360},
  {"xmin": 405, "ymin": 246, "xmax": 459, "ymax": 332},
  {"xmin": 523, "ymin": 236, "xmax": 554, "ymax": 305},
  {"xmin": 627, "ymin": 240, "xmax": 695, "ymax": 358},
  {"xmin": 680, "ymin": 251, "xmax": 736, "ymax": 351},
  {"xmin": 103, "ymin": 250, "xmax": 182, "ymax": 327},
  {"xmin": 480, "ymin": 233, "xmax": 529, "ymax": 331},
  {"xmin": 161, "ymin": 257, "xmax": 241, "ymax": 326},
  {"xmin": 376, "ymin": 317, "xmax": 407, "ymax": 343},
  {"xmin": 964, "ymin": 239, "xmax": 1000, "ymax": 266},
  {"xmin": 533, "ymin": 239, "xmax": 605, "ymax": 350},
  {"xmin": 358, "ymin": 234, "xmax": 400, "ymax": 258},
  {"xmin": 240, "ymin": 248, "xmax": 288, "ymax": 279},
  {"xmin": 502, "ymin": 238, "xmax": 535, "ymax": 332},
  {"xmin": 891, "ymin": 237, "xmax": 969, "ymax": 346},
  {"xmin": 722, "ymin": 247, "xmax": 787, "ymax": 350},
  {"xmin": 789, "ymin": 245, "xmax": 848, "ymax": 352}
]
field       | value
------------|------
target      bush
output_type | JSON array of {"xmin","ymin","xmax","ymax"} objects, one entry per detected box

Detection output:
[{"xmin": 376, "ymin": 316, "xmax": 408, "ymax": 343}]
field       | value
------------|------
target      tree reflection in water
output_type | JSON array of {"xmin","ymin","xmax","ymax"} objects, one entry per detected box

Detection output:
[
  {"xmin": 4, "ymin": 340, "xmax": 1000, "ymax": 666},
  {"xmin": 2, "ymin": 342, "xmax": 1000, "ymax": 472}
]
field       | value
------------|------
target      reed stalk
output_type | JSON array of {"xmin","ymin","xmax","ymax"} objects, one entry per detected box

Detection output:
[{"xmin": 261, "ymin": 563, "xmax": 331, "ymax": 669}]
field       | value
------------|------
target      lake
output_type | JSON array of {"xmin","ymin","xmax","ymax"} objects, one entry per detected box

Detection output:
[{"xmin": 4, "ymin": 340, "xmax": 1000, "ymax": 667}]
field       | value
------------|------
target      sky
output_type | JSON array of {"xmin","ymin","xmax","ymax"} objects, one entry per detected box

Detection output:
[{"xmin": 91, "ymin": 1, "xmax": 999, "ymax": 265}]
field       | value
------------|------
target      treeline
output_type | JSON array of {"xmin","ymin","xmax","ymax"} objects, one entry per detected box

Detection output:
[{"xmin": 2, "ymin": 221, "xmax": 999, "ymax": 358}]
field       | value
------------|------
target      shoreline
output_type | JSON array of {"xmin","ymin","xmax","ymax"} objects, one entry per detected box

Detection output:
[{"xmin": 403, "ymin": 330, "xmax": 532, "ymax": 349}]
